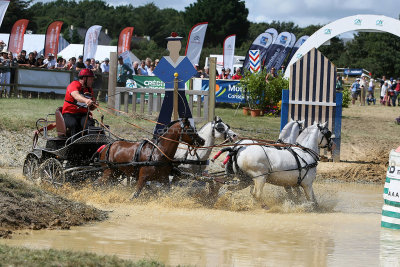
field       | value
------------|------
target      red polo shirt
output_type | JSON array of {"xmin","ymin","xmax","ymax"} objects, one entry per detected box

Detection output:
[{"xmin": 62, "ymin": 80, "xmax": 94, "ymax": 114}]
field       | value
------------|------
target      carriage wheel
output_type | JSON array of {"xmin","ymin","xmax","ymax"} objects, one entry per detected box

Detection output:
[
  {"xmin": 38, "ymin": 158, "xmax": 65, "ymax": 187},
  {"xmin": 23, "ymin": 154, "xmax": 39, "ymax": 181}
]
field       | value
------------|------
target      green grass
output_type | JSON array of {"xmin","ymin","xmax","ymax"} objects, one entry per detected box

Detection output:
[
  {"xmin": 0, "ymin": 98, "xmax": 281, "ymax": 140},
  {"xmin": 0, "ymin": 244, "xmax": 164, "ymax": 267}
]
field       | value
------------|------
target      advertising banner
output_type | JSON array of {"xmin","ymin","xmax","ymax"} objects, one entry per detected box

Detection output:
[
  {"xmin": 243, "ymin": 32, "xmax": 273, "ymax": 70},
  {"xmin": 132, "ymin": 75, "xmax": 165, "ymax": 89},
  {"xmin": 8, "ymin": 19, "xmax": 29, "ymax": 55},
  {"xmin": 44, "ymin": 21, "xmax": 63, "ymax": 58},
  {"xmin": 83, "ymin": 25, "xmax": 102, "ymax": 60},
  {"xmin": 185, "ymin": 22, "xmax": 208, "ymax": 66},
  {"xmin": 287, "ymin": 35, "xmax": 309, "ymax": 63},
  {"xmin": 265, "ymin": 28, "xmax": 278, "ymax": 43},
  {"xmin": 264, "ymin": 32, "xmax": 292, "ymax": 72},
  {"xmin": 0, "ymin": 0, "xmax": 10, "ymax": 28},
  {"xmin": 118, "ymin": 26, "xmax": 134, "ymax": 55},
  {"xmin": 272, "ymin": 32, "xmax": 296, "ymax": 70},
  {"xmin": 201, "ymin": 79, "xmax": 244, "ymax": 104},
  {"xmin": 343, "ymin": 69, "xmax": 363, "ymax": 76},
  {"xmin": 223, "ymin": 34, "xmax": 236, "ymax": 71}
]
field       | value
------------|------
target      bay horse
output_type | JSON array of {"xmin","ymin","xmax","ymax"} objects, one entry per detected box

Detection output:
[{"xmin": 97, "ymin": 118, "xmax": 205, "ymax": 199}]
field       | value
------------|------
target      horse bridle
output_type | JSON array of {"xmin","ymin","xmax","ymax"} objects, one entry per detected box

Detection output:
[
  {"xmin": 295, "ymin": 120, "xmax": 304, "ymax": 134},
  {"xmin": 178, "ymin": 119, "xmax": 202, "ymax": 146},
  {"xmin": 317, "ymin": 124, "xmax": 333, "ymax": 149},
  {"xmin": 212, "ymin": 118, "xmax": 232, "ymax": 141}
]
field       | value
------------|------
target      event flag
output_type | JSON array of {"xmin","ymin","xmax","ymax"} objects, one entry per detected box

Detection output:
[
  {"xmin": 83, "ymin": 25, "xmax": 102, "ymax": 61},
  {"xmin": 243, "ymin": 32, "xmax": 273, "ymax": 70},
  {"xmin": 185, "ymin": 22, "xmax": 208, "ymax": 66},
  {"xmin": 8, "ymin": 19, "xmax": 29, "ymax": 55},
  {"xmin": 287, "ymin": 35, "xmax": 309, "ymax": 63},
  {"xmin": 44, "ymin": 21, "xmax": 63, "ymax": 58},
  {"xmin": 265, "ymin": 28, "xmax": 278, "ymax": 43},
  {"xmin": 0, "ymin": 0, "xmax": 9, "ymax": 28},
  {"xmin": 118, "ymin": 26, "xmax": 134, "ymax": 55},
  {"xmin": 263, "ymin": 32, "xmax": 292, "ymax": 72},
  {"xmin": 272, "ymin": 32, "xmax": 296, "ymax": 71},
  {"xmin": 223, "ymin": 34, "xmax": 236, "ymax": 71}
]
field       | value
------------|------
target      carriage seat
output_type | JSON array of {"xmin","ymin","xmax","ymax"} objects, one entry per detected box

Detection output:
[{"xmin": 55, "ymin": 107, "xmax": 67, "ymax": 137}]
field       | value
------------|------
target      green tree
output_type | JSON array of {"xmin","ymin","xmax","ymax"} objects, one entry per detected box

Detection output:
[
  {"xmin": 0, "ymin": 0, "xmax": 34, "ymax": 33},
  {"xmin": 184, "ymin": 0, "xmax": 250, "ymax": 46}
]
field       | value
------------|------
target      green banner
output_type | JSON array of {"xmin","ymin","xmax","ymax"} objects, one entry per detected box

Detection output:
[{"xmin": 132, "ymin": 76, "xmax": 165, "ymax": 89}]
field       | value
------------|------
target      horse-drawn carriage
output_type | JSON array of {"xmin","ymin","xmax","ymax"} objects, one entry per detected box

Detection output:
[
  {"xmin": 23, "ymin": 107, "xmax": 116, "ymax": 186},
  {"xmin": 22, "ymin": 106, "xmax": 333, "ymax": 205}
]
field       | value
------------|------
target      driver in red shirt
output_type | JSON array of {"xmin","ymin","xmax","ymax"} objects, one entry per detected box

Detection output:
[{"xmin": 62, "ymin": 68, "xmax": 97, "ymax": 136}]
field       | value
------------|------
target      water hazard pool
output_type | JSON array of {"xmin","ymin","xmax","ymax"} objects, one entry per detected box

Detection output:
[{"xmin": 2, "ymin": 182, "xmax": 399, "ymax": 266}]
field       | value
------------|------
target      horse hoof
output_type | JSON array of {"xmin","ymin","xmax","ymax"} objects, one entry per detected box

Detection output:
[{"xmin": 129, "ymin": 191, "xmax": 140, "ymax": 200}]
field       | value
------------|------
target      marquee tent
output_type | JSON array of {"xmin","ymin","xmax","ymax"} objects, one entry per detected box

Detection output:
[
  {"xmin": 58, "ymin": 44, "xmax": 140, "ymax": 62},
  {"xmin": 0, "ymin": 33, "xmax": 69, "ymax": 55}
]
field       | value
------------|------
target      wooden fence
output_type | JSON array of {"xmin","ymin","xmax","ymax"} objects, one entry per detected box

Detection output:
[{"xmin": 114, "ymin": 87, "xmax": 209, "ymax": 122}]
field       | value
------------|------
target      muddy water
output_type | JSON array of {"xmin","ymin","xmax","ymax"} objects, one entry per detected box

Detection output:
[{"xmin": 1, "ymin": 182, "xmax": 397, "ymax": 266}]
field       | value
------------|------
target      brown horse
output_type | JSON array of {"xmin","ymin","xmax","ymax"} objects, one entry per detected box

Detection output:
[{"xmin": 97, "ymin": 118, "xmax": 205, "ymax": 199}]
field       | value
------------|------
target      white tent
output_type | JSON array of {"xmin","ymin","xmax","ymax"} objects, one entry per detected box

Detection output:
[
  {"xmin": 58, "ymin": 44, "xmax": 140, "ymax": 63},
  {"xmin": 0, "ymin": 33, "xmax": 69, "ymax": 55}
]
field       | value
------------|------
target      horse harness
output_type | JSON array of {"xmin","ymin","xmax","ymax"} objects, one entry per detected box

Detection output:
[
  {"xmin": 97, "ymin": 120, "xmax": 204, "ymax": 169},
  {"xmin": 228, "ymin": 142, "xmax": 320, "ymax": 186},
  {"xmin": 180, "ymin": 119, "xmax": 231, "ymax": 164}
]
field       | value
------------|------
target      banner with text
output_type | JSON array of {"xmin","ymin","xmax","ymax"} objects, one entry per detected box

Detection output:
[
  {"xmin": 118, "ymin": 26, "xmax": 134, "ymax": 55},
  {"xmin": 185, "ymin": 22, "xmax": 208, "ymax": 66},
  {"xmin": 8, "ymin": 19, "xmax": 29, "ymax": 55},
  {"xmin": 223, "ymin": 34, "xmax": 236, "ymax": 71},
  {"xmin": 45, "ymin": 21, "xmax": 63, "ymax": 58},
  {"xmin": 272, "ymin": 32, "xmax": 296, "ymax": 70},
  {"xmin": 201, "ymin": 79, "xmax": 244, "ymax": 104},
  {"xmin": 0, "ymin": 0, "xmax": 9, "ymax": 29},
  {"xmin": 243, "ymin": 32, "xmax": 273, "ymax": 70},
  {"xmin": 265, "ymin": 28, "xmax": 278, "ymax": 43},
  {"xmin": 287, "ymin": 35, "xmax": 309, "ymax": 63},
  {"xmin": 133, "ymin": 75, "xmax": 165, "ymax": 89},
  {"xmin": 83, "ymin": 25, "xmax": 102, "ymax": 60},
  {"xmin": 264, "ymin": 31, "xmax": 292, "ymax": 72}
]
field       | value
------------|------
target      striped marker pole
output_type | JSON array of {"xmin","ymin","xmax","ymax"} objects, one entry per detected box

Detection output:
[
  {"xmin": 382, "ymin": 149, "xmax": 400, "ymax": 229},
  {"xmin": 249, "ymin": 50, "xmax": 260, "ymax": 73}
]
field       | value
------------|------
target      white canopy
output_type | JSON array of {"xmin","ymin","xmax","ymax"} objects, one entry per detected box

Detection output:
[
  {"xmin": 58, "ymin": 44, "xmax": 140, "ymax": 62},
  {"xmin": 0, "ymin": 33, "xmax": 69, "ymax": 55}
]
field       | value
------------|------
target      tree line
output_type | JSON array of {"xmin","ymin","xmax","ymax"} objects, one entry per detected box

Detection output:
[{"xmin": 3, "ymin": 0, "xmax": 400, "ymax": 77}]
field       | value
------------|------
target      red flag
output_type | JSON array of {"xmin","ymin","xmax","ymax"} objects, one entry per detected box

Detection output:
[
  {"xmin": 118, "ymin": 27, "xmax": 134, "ymax": 55},
  {"xmin": 8, "ymin": 19, "xmax": 29, "ymax": 55},
  {"xmin": 44, "ymin": 21, "xmax": 63, "ymax": 58}
]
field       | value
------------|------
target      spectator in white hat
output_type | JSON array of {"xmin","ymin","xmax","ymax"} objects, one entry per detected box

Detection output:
[{"xmin": 43, "ymin": 53, "xmax": 56, "ymax": 69}]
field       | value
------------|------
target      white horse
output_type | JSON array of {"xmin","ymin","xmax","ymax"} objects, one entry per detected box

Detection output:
[
  {"xmin": 233, "ymin": 122, "xmax": 333, "ymax": 206},
  {"xmin": 222, "ymin": 119, "xmax": 304, "ymax": 177},
  {"xmin": 174, "ymin": 116, "xmax": 237, "ymax": 175}
]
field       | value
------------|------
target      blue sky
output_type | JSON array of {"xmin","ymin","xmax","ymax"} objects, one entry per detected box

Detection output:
[{"xmin": 32, "ymin": 0, "xmax": 400, "ymax": 27}]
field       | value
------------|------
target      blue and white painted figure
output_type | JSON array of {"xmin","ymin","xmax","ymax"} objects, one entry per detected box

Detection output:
[{"xmin": 153, "ymin": 32, "xmax": 197, "ymax": 135}]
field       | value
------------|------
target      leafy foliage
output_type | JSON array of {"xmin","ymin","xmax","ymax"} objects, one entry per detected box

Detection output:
[
  {"xmin": 184, "ymin": 0, "xmax": 249, "ymax": 46},
  {"xmin": 239, "ymin": 70, "xmax": 288, "ymax": 110},
  {"xmin": 342, "ymin": 88, "xmax": 351, "ymax": 108}
]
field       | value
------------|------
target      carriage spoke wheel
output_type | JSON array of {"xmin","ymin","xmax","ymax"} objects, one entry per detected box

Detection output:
[
  {"xmin": 38, "ymin": 158, "xmax": 65, "ymax": 187},
  {"xmin": 23, "ymin": 154, "xmax": 39, "ymax": 181}
]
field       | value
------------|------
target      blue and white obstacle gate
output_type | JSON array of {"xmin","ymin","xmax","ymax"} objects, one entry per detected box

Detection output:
[{"xmin": 280, "ymin": 48, "xmax": 342, "ymax": 161}]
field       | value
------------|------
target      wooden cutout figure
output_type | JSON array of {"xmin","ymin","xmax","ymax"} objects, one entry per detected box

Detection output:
[{"xmin": 153, "ymin": 32, "xmax": 197, "ymax": 135}]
